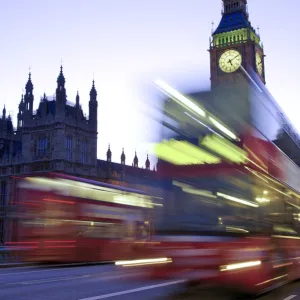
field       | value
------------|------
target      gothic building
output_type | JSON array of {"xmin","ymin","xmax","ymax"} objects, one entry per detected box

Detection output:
[{"xmin": 0, "ymin": 66, "xmax": 156, "ymax": 243}]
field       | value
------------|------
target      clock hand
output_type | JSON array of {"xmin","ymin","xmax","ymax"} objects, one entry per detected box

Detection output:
[{"xmin": 231, "ymin": 54, "xmax": 240, "ymax": 61}]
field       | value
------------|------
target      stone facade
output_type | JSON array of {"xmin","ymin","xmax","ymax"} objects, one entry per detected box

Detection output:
[{"xmin": 0, "ymin": 67, "xmax": 157, "ymax": 243}]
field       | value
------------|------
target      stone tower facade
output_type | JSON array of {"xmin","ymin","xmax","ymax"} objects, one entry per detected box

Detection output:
[
  {"xmin": 209, "ymin": 0, "xmax": 265, "ymax": 87},
  {"xmin": 0, "ymin": 67, "xmax": 98, "ymax": 243},
  {"xmin": 17, "ymin": 67, "xmax": 98, "ymax": 175}
]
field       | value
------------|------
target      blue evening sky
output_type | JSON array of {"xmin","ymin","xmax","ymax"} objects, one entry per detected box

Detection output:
[{"xmin": 1, "ymin": 0, "xmax": 299, "ymax": 166}]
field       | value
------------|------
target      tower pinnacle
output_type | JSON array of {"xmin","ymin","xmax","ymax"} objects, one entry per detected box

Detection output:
[
  {"xmin": 25, "ymin": 72, "xmax": 33, "ymax": 93},
  {"xmin": 2, "ymin": 105, "xmax": 6, "ymax": 119},
  {"xmin": 90, "ymin": 80, "xmax": 97, "ymax": 99},
  {"xmin": 121, "ymin": 148, "xmax": 126, "ymax": 165},
  {"xmin": 57, "ymin": 65, "xmax": 65, "ymax": 87}
]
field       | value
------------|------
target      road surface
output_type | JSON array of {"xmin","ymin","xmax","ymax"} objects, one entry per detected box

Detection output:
[{"xmin": 0, "ymin": 264, "xmax": 300, "ymax": 299}]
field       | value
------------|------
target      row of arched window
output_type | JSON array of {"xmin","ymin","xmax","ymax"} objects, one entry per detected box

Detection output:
[
  {"xmin": 225, "ymin": 1, "xmax": 241, "ymax": 13},
  {"xmin": 65, "ymin": 135, "xmax": 88, "ymax": 164}
]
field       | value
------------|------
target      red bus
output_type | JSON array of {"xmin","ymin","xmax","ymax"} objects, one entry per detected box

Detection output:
[
  {"xmin": 116, "ymin": 69, "xmax": 300, "ymax": 296},
  {"xmin": 9, "ymin": 172, "xmax": 159, "ymax": 263}
]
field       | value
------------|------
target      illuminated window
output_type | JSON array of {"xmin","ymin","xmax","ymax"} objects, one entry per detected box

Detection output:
[{"xmin": 66, "ymin": 136, "xmax": 72, "ymax": 160}]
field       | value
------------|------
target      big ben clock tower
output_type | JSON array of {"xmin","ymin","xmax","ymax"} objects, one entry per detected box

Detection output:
[{"xmin": 210, "ymin": 0, "xmax": 265, "ymax": 87}]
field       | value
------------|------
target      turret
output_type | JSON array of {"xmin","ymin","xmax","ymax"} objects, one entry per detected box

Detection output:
[
  {"xmin": 24, "ymin": 72, "xmax": 34, "ymax": 114},
  {"xmin": 89, "ymin": 80, "xmax": 98, "ymax": 130},
  {"xmin": 121, "ymin": 148, "xmax": 126, "ymax": 165},
  {"xmin": 2, "ymin": 106, "xmax": 6, "ymax": 121},
  {"xmin": 17, "ymin": 95, "xmax": 25, "ymax": 128},
  {"xmin": 55, "ymin": 65, "xmax": 66, "ymax": 116},
  {"xmin": 107, "ymin": 144, "xmax": 112, "ymax": 162},
  {"xmin": 133, "ymin": 151, "xmax": 138, "ymax": 168},
  {"xmin": 145, "ymin": 154, "xmax": 150, "ymax": 170}
]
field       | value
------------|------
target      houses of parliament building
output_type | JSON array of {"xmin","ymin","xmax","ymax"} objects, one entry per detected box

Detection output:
[{"xmin": 0, "ymin": 67, "xmax": 155, "ymax": 243}]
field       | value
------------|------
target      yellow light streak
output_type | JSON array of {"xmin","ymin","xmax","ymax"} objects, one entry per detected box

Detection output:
[
  {"xmin": 155, "ymin": 79, "xmax": 206, "ymax": 117},
  {"xmin": 208, "ymin": 116, "xmax": 238, "ymax": 140},
  {"xmin": 217, "ymin": 192, "xmax": 259, "ymax": 208},
  {"xmin": 220, "ymin": 260, "xmax": 261, "ymax": 272},
  {"xmin": 115, "ymin": 257, "xmax": 172, "ymax": 267}
]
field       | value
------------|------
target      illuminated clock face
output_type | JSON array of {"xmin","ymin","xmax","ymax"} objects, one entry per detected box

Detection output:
[
  {"xmin": 256, "ymin": 52, "xmax": 263, "ymax": 75},
  {"xmin": 219, "ymin": 49, "xmax": 242, "ymax": 73}
]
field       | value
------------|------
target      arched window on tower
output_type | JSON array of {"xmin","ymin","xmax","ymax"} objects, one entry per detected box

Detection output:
[
  {"xmin": 37, "ymin": 136, "xmax": 48, "ymax": 155},
  {"xmin": 66, "ymin": 136, "xmax": 73, "ymax": 161}
]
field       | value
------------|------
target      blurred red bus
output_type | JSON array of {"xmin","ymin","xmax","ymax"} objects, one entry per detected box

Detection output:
[
  {"xmin": 116, "ymin": 69, "xmax": 300, "ymax": 296},
  {"xmin": 9, "ymin": 173, "xmax": 159, "ymax": 263}
]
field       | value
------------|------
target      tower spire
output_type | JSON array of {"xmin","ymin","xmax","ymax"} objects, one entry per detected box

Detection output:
[
  {"xmin": 2, "ymin": 105, "xmax": 6, "ymax": 120},
  {"xmin": 121, "ymin": 148, "xmax": 126, "ymax": 165},
  {"xmin": 211, "ymin": 21, "xmax": 214, "ymax": 35},
  {"xmin": 25, "ymin": 71, "xmax": 33, "ymax": 93},
  {"xmin": 57, "ymin": 64, "xmax": 65, "ymax": 87},
  {"xmin": 106, "ymin": 144, "xmax": 112, "ymax": 162},
  {"xmin": 133, "ymin": 151, "xmax": 138, "ymax": 168},
  {"xmin": 89, "ymin": 79, "xmax": 98, "ymax": 129},
  {"xmin": 90, "ymin": 79, "xmax": 97, "ymax": 99},
  {"xmin": 145, "ymin": 153, "xmax": 150, "ymax": 170},
  {"xmin": 76, "ymin": 91, "xmax": 80, "ymax": 106}
]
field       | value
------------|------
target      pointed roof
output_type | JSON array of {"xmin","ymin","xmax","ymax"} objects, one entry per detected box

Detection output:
[
  {"xmin": 213, "ymin": 0, "xmax": 254, "ymax": 35},
  {"xmin": 2, "ymin": 105, "xmax": 6, "ymax": 119},
  {"xmin": 76, "ymin": 91, "xmax": 80, "ymax": 106},
  {"xmin": 133, "ymin": 151, "xmax": 138, "ymax": 165},
  {"xmin": 145, "ymin": 154, "xmax": 150, "ymax": 169},
  {"xmin": 25, "ymin": 72, "xmax": 33, "ymax": 91},
  {"xmin": 57, "ymin": 65, "xmax": 65, "ymax": 86},
  {"xmin": 106, "ymin": 144, "xmax": 112, "ymax": 160},
  {"xmin": 90, "ymin": 80, "xmax": 97, "ymax": 98},
  {"xmin": 121, "ymin": 148, "xmax": 126, "ymax": 162},
  {"xmin": 213, "ymin": 11, "xmax": 250, "ymax": 35}
]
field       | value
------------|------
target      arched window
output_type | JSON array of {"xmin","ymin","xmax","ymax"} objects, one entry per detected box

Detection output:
[
  {"xmin": 66, "ymin": 136, "xmax": 72, "ymax": 160},
  {"xmin": 81, "ymin": 139, "xmax": 88, "ymax": 164},
  {"xmin": 37, "ymin": 136, "xmax": 48, "ymax": 155}
]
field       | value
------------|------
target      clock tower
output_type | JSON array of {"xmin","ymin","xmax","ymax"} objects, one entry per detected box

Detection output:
[{"xmin": 209, "ymin": 0, "xmax": 265, "ymax": 87}]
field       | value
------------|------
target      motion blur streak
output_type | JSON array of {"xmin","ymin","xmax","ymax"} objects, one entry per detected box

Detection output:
[
  {"xmin": 115, "ymin": 257, "xmax": 172, "ymax": 267},
  {"xmin": 155, "ymin": 79, "xmax": 206, "ymax": 117},
  {"xmin": 220, "ymin": 260, "xmax": 261, "ymax": 271},
  {"xmin": 216, "ymin": 192, "xmax": 259, "ymax": 208}
]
